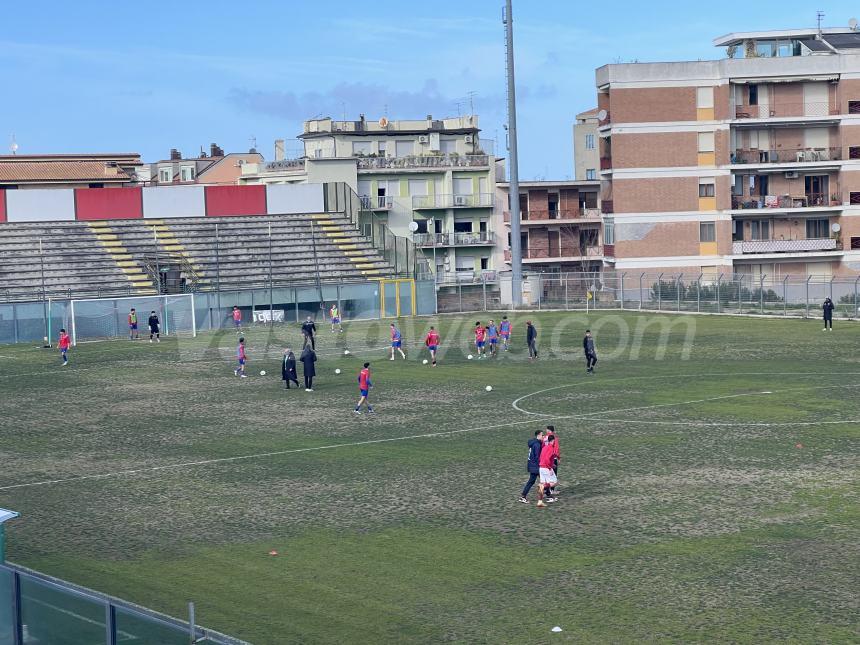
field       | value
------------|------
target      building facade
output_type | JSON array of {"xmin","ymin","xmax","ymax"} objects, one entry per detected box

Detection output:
[
  {"xmin": 496, "ymin": 180, "xmax": 607, "ymax": 273},
  {"xmin": 0, "ymin": 153, "xmax": 142, "ymax": 189},
  {"xmin": 596, "ymin": 25, "xmax": 860, "ymax": 279},
  {"xmin": 240, "ymin": 115, "xmax": 503, "ymax": 281},
  {"xmin": 573, "ymin": 109, "xmax": 600, "ymax": 181},
  {"xmin": 149, "ymin": 144, "xmax": 263, "ymax": 186}
]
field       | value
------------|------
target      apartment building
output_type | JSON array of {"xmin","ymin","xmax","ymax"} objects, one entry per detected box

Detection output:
[
  {"xmin": 496, "ymin": 180, "xmax": 606, "ymax": 273},
  {"xmin": 596, "ymin": 24, "xmax": 860, "ymax": 279},
  {"xmin": 240, "ymin": 115, "xmax": 503, "ymax": 281},
  {"xmin": 573, "ymin": 109, "xmax": 600, "ymax": 181},
  {"xmin": 149, "ymin": 144, "xmax": 263, "ymax": 186}
]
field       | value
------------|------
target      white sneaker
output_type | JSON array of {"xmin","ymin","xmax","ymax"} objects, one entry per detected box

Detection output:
[
  {"xmin": 234, "ymin": 369, "xmax": 239, "ymax": 376},
  {"xmin": 149, "ymin": 339, "xmax": 153, "ymax": 343},
  {"xmin": 536, "ymin": 500, "xmax": 546, "ymax": 508},
  {"xmin": 305, "ymin": 388, "xmax": 312, "ymax": 392},
  {"xmin": 389, "ymin": 357, "xmax": 395, "ymax": 361},
  {"xmin": 823, "ymin": 328, "xmax": 827, "ymax": 331},
  {"xmin": 157, "ymin": 338, "xmax": 160, "ymax": 343},
  {"xmin": 240, "ymin": 374, "xmax": 247, "ymax": 378}
]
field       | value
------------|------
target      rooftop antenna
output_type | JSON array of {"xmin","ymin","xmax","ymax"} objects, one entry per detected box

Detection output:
[
  {"xmin": 249, "ymin": 135, "xmax": 257, "ymax": 151},
  {"xmin": 817, "ymin": 10, "xmax": 825, "ymax": 37},
  {"xmin": 9, "ymin": 134, "xmax": 18, "ymax": 155},
  {"xmin": 849, "ymin": 17, "xmax": 858, "ymax": 31},
  {"xmin": 455, "ymin": 100, "xmax": 462, "ymax": 117},
  {"xmin": 466, "ymin": 90, "xmax": 477, "ymax": 116},
  {"xmin": 341, "ymin": 101, "xmax": 346, "ymax": 121},
  {"xmin": 503, "ymin": 0, "xmax": 523, "ymax": 306}
]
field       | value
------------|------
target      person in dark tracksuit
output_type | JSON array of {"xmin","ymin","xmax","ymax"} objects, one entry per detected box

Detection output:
[
  {"xmin": 519, "ymin": 429, "xmax": 545, "ymax": 503},
  {"xmin": 584, "ymin": 329, "xmax": 597, "ymax": 374},
  {"xmin": 526, "ymin": 321, "xmax": 538, "ymax": 361},
  {"xmin": 148, "ymin": 311, "xmax": 160, "ymax": 343},
  {"xmin": 822, "ymin": 297, "xmax": 834, "ymax": 331},
  {"xmin": 300, "ymin": 346, "xmax": 317, "ymax": 391},
  {"xmin": 301, "ymin": 316, "xmax": 317, "ymax": 349},
  {"xmin": 281, "ymin": 348, "xmax": 299, "ymax": 390}
]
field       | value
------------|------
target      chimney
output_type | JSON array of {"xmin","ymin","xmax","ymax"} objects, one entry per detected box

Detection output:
[
  {"xmin": 210, "ymin": 143, "xmax": 224, "ymax": 158},
  {"xmin": 274, "ymin": 139, "xmax": 285, "ymax": 161},
  {"xmin": 170, "ymin": 148, "xmax": 181, "ymax": 161}
]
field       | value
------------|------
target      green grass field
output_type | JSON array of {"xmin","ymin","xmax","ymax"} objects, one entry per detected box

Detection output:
[{"xmin": 1, "ymin": 311, "xmax": 858, "ymax": 644}]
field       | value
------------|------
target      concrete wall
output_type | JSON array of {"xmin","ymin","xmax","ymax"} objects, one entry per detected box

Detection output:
[
  {"xmin": 5, "ymin": 189, "xmax": 76, "ymax": 222},
  {"xmin": 265, "ymin": 184, "xmax": 325, "ymax": 215},
  {"xmin": 142, "ymin": 185, "xmax": 206, "ymax": 218}
]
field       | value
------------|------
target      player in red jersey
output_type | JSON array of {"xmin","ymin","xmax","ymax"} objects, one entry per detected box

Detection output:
[
  {"xmin": 58, "ymin": 328, "xmax": 70, "ymax": 366},
  {"xmin": 234, "ymin": 337, "xmax": 248, "ymax": 378},
  {"xmin": 536, "ymin": 433, "xmax": 558, "ymax": 507},
  {"xmin": 424, "ymin": 326, "xmax": 440, "ymax": 366},
  {"xmin": 474, "ymin": 322, "xmax": 487, "ymax": 359},
  {"xmin": 354, "ymin": 362, "xmax": 374, "ymax": 414}
]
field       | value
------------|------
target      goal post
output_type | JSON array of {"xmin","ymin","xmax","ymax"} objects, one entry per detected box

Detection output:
[{"xmin": 69, "ymin": 294, "xmax": 197, "ymax": 346}]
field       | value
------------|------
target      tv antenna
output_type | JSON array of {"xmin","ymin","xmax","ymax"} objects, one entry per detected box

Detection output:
[
  {"xmin": 817, "ymin": 10, "xmax": 825, "ymax": 36},
  {"xmin": 9, "ymin": 134, "xmax": 18, "ymax": 155},
  {"xmin": 466, "ymin": 90, "xmax": 477, "ymax": 116},
  {"xmin": 849, "ymin": 17, "xmax": 858, "ymax": 31}
]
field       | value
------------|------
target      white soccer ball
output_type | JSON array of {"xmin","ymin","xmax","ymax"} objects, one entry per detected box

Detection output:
[
  {"xmin": 344, "ymin": 350, "xmax": 350, "ymax": 356},
  {"xmin": 259, "ymin": 370, "xmax": 266, "ymax": 376},
  {"xmin": 422, "ymin": 359, "xmax": 428, "ymax": 365},
  {"xmin": 467, "ymin": 354, "xmax": 473, "ymax": 360},
  {"xmin": 485, "ymin": 385, "xmax": 493, "ymax": 392},
  {"xmin": 335, "ymin": 368, "xmax": 341, "ymax": 375}
]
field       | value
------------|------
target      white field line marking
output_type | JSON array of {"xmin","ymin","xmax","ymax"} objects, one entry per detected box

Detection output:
[
  {"xmin": 23, "ymin": 595, "xmax": 137, "ymax": 640},
  {"xmin": 3, "ymin": 376, "xmax": 859, "ymax": 492},
  {"xmin": 511, "ymin": 373, "xmax": 860, "ymax": 416}
]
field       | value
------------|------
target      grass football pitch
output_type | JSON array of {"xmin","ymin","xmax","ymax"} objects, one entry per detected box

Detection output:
[{"xmin": 0, "ymin": 311, "xmax": 858, "ymax": 644}]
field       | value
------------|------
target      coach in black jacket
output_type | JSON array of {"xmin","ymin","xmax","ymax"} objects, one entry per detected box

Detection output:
[
  {"xmin": 823, "ymin": 297, "xmax": 834, "ymax": 331},
  {"xmin": 300, "ymin": 346, "xmax": 317, "ymax": 391},
  {"xmin": 282, "ymin": 348, "xmax": 298, "ymax": 389},
  {"xmin": 526, "ymin": 321, "xmax": 538, "ymax": 361},
  {"xmin": 519, "ymin": 429, "xmax": 545, "ymax": 503},
  {"xmin": 301, "ymin": 316, "xmax": 317, "ymax": 349}
]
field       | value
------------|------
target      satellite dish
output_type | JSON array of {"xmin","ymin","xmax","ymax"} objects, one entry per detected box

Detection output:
[
  {"xmin": 596, "ymin": 109, "xmax": 608, "ymax": 121},
  {"xmin": 378, "ymin": 117, "xmax": 389, "ymax": 127},
  {"xmin": 849, "ymin": 17, "xmax": 858, "ymax": 30},
  {"xmin": 408, "ymin": 221, "xmax": 419, "ymax": 233},
  {"xmin": 831, "ymin": 223, "xmax": 841, "ymax": 233}
]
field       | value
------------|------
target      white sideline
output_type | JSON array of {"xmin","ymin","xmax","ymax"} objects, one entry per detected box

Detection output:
[{"xmin": 3, "ymin": 372, "xmax": 860, "ymax": 492}]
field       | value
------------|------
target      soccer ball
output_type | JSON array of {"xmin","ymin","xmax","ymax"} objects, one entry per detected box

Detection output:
[
  {"xmin": 259, "ymin": 370, "xmax": 266, "ymax": 376},
  {"xmin": 344, "ymin": 350, "xmax": 350, "ymax": 356},
  {"xmin": 485, "ymin": 385, "xmax": 493, "ymax": 392},
  {"xmin": 335, "ymin": 369, "xmax": 341, "ymax": 375},
  {"xmin": 422, "ymin": 359, "xmax": 428, "ymax": 365},
  {"xmin": 467, "ymin": 354, "xmax": 473, "ymax": 360}
]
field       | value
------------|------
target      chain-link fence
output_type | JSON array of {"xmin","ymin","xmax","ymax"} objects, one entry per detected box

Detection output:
[{"xmin": 435, "ymin": 272, "xmax": 860, "ymax": 319}]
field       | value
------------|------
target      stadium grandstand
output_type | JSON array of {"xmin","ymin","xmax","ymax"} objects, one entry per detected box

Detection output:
[{"xmin": 0, "ymin": 182, "xmax": 425, "ymax": 302}]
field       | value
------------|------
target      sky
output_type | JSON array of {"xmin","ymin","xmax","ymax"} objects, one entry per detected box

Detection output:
[{"xmin": 1, "ymin": 1, "xmax": 855, "ymax": 178}]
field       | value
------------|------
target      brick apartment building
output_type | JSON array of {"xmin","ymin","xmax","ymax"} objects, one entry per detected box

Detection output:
[
  {"xmin": 596, "ymin": 25, "xmax": 860, "ymax": 279},
  {"xmin": 497, "ymin": 180, "xmax": 607, "ymax": 273}
]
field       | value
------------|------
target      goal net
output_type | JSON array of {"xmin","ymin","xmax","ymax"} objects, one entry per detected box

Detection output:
[{"xmin": 69, "ymin": 294, "xmax": 197, "ymax": 345}]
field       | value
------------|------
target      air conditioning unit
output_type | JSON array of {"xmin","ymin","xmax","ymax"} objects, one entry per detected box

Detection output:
[
  {"xmin": 464, "ymin": 134, "xmax": 474, "ymax": 143},
  {"xmin": 785, "ymin": 171, "xmax": 799, "ymax": 179},
  {"xmin": 454, "ymin": 195, "xmax": 468, "ymax": 206},
  {"xmin": 418, "ymin": 135, "xmax": 429, "ymax": 144}
]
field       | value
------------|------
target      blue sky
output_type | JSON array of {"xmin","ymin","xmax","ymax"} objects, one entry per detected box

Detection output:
[{"xmin": 1, "ymin": 1, "xmax": 854, "ymax": 178}]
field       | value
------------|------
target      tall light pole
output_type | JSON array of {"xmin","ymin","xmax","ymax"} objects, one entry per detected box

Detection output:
[{"xmin": 504, "ymin": 0, "xmax": 523, "ymax": 305}]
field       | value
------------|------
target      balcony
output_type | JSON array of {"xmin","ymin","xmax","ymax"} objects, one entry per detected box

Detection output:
[
  {"xmin": 359, "ymin": 195, "xmax": 393, "ymax": 210},
  {"xmin": 356, "ymin": 154, "xmax": 490, "ymax": 170},
  {"xmin": 413, "ymin": 231, "xmax": 495, "ymax": 247},
  {"xmin": 731, "ymin": 191, "xmax": 841, "ymax": 211},
  {"xmin": 503, "ymin": 209, "xmax": 602, "ymax": 224},
  {"xmin": 412, "ymin": 193, "xmax": 494, "ymax": 209},
  {"xmin": 734, "ymin": 102, "xmax": 838, "ymax": 120},
  {"xmin": 730, "ymin": 147, "xmax": 841, "ymax": 165},
  {"xmin": 599, "ymin": 156, "xmax": 612, "ymax": 170},
  {"xmin": 504, "ymin": 245, "xmax": 603, "ymax": 262},
  {"xmin": 732, "ymin": 238, "xmax": 839, "ymax": 255},
  {"xmin": 602, "ymin": 200, "xmax": 614, "ymax": 214}
]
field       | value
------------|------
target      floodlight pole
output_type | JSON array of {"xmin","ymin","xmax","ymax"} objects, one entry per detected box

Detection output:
[
  {"xmin": 504, "ymin": 0, "xmax": 523, "ymax": 306},
  {"xmin": 39, "ymin": 238, "xmax": 48, "ymax": 342}
]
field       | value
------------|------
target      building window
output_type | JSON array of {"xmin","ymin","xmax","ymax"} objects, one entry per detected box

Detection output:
[
  {"xmin": 806, "ymin": 218, "xmax": 829, "ymax": 239},
  {"xmin": 585, "ymin": 169, "xmax": 596, "ymax": 180},
  {"xmin": 851, "ymin": 236, "xmax": 860, "ymax": 250},
  {"xmin": 748, "ymin": 84, "xmax": 759, "ymax": 106},
  {"xmin": 851, "ymin": 192, "xmax": 860, "ymax": 205},
  {"xmin": 697, "ymin": 132, "xmax": 715, "ymax": 152},
  {"xmin": 698, "ymin": 181, "xmax": 715, "ymax": 198},
  {"xmin": 603, "ymin": 219, "xmax": 614, "ymax": 245},
  {"xmin": 395, "ymin": 140, "xmax": 413, "ymax": 157},
  {"xmin": 413, "ymin": 219, "xmax": 429, "ymax": 234},
  {"xmin": 585, "ymin": 134, "xmax": 595, "ymax": 150},
  {"xmin": 696, "ymin": 87, "xmax": 714, "ymax": 109},
  {"xmin": 440, "ymin": 138, "xmax": 457, "ymax": 154},
  {"xmin": 180, "ymin": 166, "xmax": 194, "ymax": 182},
  {"xmin": 454, "ymin": 220, "xmax": 473, "ymax": 233},
  {"xmin": 750, "ymin": 219, "xmax": 770, "ymax": 240},
  {"xmin": 453, "ymin": 177, "xmax": 473, "ymax": 195},
  {"xmin": 158, "ymin": 167, "xmax": 172, "ymax": 183},
  {"xmin": 352, "ymin": 141, "xmax": 371, "ymax": 156},
  {"xmin": 480, "ymin": 257, "xmax": 489, "ymax": 270},
  {"xmin": 378, "ymin": 141, "xmax": 387, "ymax": 156},
  {"xmin": 407, "ymin": 179, "xmax": 427, "ymax": 196},
  {"xmin": 699, "ymin": 221, "xmax": 716, "ymax": 243}
]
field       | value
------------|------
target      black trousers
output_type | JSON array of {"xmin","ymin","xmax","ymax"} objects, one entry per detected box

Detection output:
[
  {"xmin": 522, "ymin": 472, "xmax": 538, "ymax": 497},
  {"xmin": 304, "ymin": 374, "xmax": 313, "ymax": 389},
  {"xmin": 303, "ymin": 334, "xmax": 316, "ymax": 350},
  {"xmin": 284, "ymin": 375, "xmax": 298, "ymax": 389},
  {"xmin": 586, "ymin": 353, "xmax": 597, "ymax": 369},
  {"xmin": 824, "ymin": 316, "xmax": 833, "ymax": 329}
]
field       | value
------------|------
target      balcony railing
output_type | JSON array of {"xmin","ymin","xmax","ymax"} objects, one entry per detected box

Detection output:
[
  {"xmin": 734, "ymin": 102, "xmax": 837, "ymax": 119},
  {"xmin": 599, "ymin": 156, "xmax": 612, "ymax": 170},
  {"xmin": 505, "ymin": 246, "xmax": 603, "ymax": 261},
  {"xmin": 732, "ymin": 238, "xmax": 838, "ymax": 254},
  {"xmin": 412, "ymin": 193, "xmax": 494, "ymax": 209},
  {"xmin": 602, "ymin": 200, "xmax": 614, "ymax": 214},
  {"xmin": 731, "ymin": 191, "xmax": 841, "ymax": 210},
  {"xmin": 731, "ymin": 147, "xmax": 842, "ymax": 164},
  {"xmin": 413, "ymin": 231, "xmax": 495, "ymax": 247},
  {"xmin": 356, "ymin": 154, "xmax": 490, "ymax": 170},
  {"xmin": 503, "ymin": 209, "xmax": 601, "ymax": 223},
  {"xmin": 359, "ymin": 195, "xmax": 393, "ymax": 210}
]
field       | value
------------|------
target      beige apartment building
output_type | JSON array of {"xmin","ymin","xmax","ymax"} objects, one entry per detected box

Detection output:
[
  {"xmin": 573, "ymin": 109, "xmax": 600, "ymax": 181},
  {"xmin": 596, "ymin": 25, "xmax": 860, "ymax": 279},
  {"xmin": 240, "ymin": 115, "xmax": 503, "ymax": 281}
]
